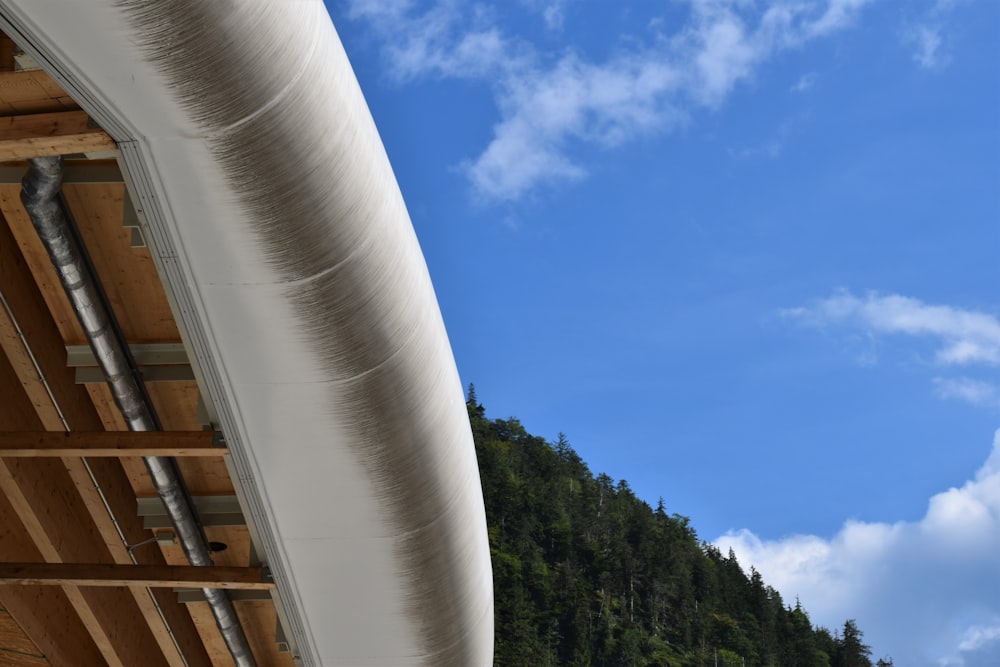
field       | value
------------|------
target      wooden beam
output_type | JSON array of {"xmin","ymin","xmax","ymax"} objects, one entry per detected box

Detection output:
[
  {"xmin": 0, "ymin": 215, "xmax": 211, "ymax": 666},
  {"xmin": 0, "ymin": 352, "xmax": 168, "ymax": 667},
  {"xmin": 0, "ymin": 564, "xmax": 275, "ymax": 590},
  {"xmin": 0, "ymin": 477, "xmax": 106, "ymax": 666},
  {"xmin": 0, "ymin": 160, "xmax": 123, "ymax": 185},
  {"xmin": 0, "ymin": 69, "xmax": 76, "ymax": 115},
  {"xmin": 0, "ymin": 37, "xmax": 16, "ymax": 72},
  {"xmin": 0, "ymin": 649, "xmax": 46, "ymax": 666},
  {"xmin": 0, "ymin": 431, "xmax": 226, "ymax": 457},
  {"xmin": 0, "ymin": 611, "xmax": 48, "ymax": 664},
  {"xmin": 0, "ymin": 110, "xmax": 113, "ymax": 159}
]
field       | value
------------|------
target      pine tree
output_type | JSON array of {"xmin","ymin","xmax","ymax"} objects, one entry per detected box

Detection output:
[
  {"xmin": 835, "ymin": 619, "xmax": 872, "ymax": 667},
  {"xmin": 467, "ymin": 393, "xmax": 878, "ymax": 666},
  {"xmin": 467, "ymin": 383, "xmax": 485, "ymax": 418}
]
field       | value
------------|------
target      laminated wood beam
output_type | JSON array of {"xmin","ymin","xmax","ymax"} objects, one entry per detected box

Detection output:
[
  {"xmin": 0, "ymin": 36, "xmax": 16, "ymax": 71},
  {"xmin": 0, "ymin": 431, "xmax": 226, "ymax": 457},
  {"xmin": 0, "ymin": 110, "xmax": 113, "ymax": 159},
  {"xmin": 0, "ymin": 478, "xmax": 105, "ymax": 666},
  {"xmin": 0, "ymin": 611, "xmax": 48, "ymax": 665},
  {"xmin": 0, "ymin": 351, "xmax": 168, "ymax": 667},
  {"xmin": 0, "ymin": 215, "xmax": 212, "ymax": 666},
  {"xmin": 0, "ymin": 564, "xmax": 275, "ymax": 590},
  {"xmin": 0, "ymin": 68, "xmax": 77, "ymax": 114},
  {"xmin": 0, "ymin": 160, "xmax": 124, "ymax": 185}
]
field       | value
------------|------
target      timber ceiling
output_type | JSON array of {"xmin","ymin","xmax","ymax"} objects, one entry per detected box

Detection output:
[{"xmin": 0, "ymin": 33, "xmax": 295, "ymax": 666}]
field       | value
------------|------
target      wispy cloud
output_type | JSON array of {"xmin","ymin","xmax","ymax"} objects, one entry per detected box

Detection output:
[
  {"xmin": 805, "ymin": 0, "xmax": 872, "ymax": 37},
  {"xmin": 519, "ymin": 0, "xmax": 574, "ymax": 31},
  {"xmin": 346, "ymin": 0, "xmax": 873, "ymax": 200},
  {"xmin": 935, "ymin": 377, "xmax": 1000, "ymax": 409},
  {"xmin": 786, "ymin": 290, "xmax": 1000, "ymax": 410},
  {"xmin": 785, "ymin": 290, "xmax": 1000, "ymax": 367},
  {"xmin": 716, "ymin": 430, "xmax": 1000, "ymax": 666},
  {"xmin": 346, "ymin": 1, "xmax": 517, "ymax": 81},
  {"xmin": 959, "ymin": 623, "xmax": 1000, "ymax": 654},
  {"xmin": 727, "ymin": 112, "xmax": 808, "ymax": 161},
  {"xmin": 907, "ymin": 24, "xmax": 945, "ymax": 69},
  {"xmin": 466, "ymin": 54, "xmax": 684, "ymax": 199},
  {"xmin": 901, "ymin": 0, "xmax": 968, "ymax": 70},
  {"xmin": 728, "ymin": 141, "xmax": 782, "ymax": 160},
  {"xmin": 791, "ymin": 71, "xmax": 818, "ymax": 92}
]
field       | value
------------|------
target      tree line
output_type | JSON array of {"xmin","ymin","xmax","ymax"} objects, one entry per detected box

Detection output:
[{"xmin": 467, "ymin": 387, "xmax": 889, "ymax": 667}]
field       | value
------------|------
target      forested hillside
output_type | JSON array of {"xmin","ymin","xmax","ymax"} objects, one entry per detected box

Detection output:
[{"xmin": 468, "ymin": 388, "xmax": 886, "ymax": 667}]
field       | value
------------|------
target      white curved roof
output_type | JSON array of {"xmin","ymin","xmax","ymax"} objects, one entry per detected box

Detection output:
[{"xmin": 0, "ymin": 1, "xmax": 494, "ymax": 664}]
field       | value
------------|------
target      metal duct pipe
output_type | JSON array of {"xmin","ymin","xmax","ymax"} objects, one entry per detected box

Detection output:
[{"xmin": 20, "ymin": 155, "xmax": 257, "ymax": 667}]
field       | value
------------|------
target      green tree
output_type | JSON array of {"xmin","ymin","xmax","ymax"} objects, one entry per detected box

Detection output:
[
  {"xmin": 835, "ymin": 619, "xmax": 872, "ymax": 667},
  {"xmin": 467, "ymin": 383, "xmax": 485, "ymax": 418},
  {"xmin": 466, "ymin": 391, "xmax": 879, "ymax": 666}
]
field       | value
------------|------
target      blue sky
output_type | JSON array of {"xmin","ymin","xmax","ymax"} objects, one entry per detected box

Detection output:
[{"xmin": 328, "ymin": 0, "xmax": 999, "ymax": 664}]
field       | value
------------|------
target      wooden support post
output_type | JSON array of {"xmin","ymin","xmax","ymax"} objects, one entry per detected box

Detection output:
[
  {"xmin": 0, "ymin": 431, "xmax": 226, "ymax": 457},
  {"xmin": 0, "ymin": 564, "xmax": 275, "ymax": 590},
  {"xmin": 0, "ymin": 110, "xmax": 114, "ymax": 159}
]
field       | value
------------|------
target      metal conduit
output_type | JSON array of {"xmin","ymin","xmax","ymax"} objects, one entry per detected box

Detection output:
[{"xmin": 20, "ymin": 156, "xmax": 257, "ymax": 667}]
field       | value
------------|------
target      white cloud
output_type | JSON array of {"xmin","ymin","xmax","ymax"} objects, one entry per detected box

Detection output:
[
  {"xmin": 465, "ymin": 53, "xmax": 684, "ymax": 199},
  {"xmin": 677, "ymin": 0, "xmax": 868, "ymax": 106},
  {"xmin": 935, "ymin": 377, "xmax": 1000, "ymax": 409},
  {"xmin": 347, "ymin": 1, "xmax": 517, "ymax": 81},
  {"xmin": 347, "ymin": 0, "xmax": 873, "ymax": 200},
  {"xmin": 806, "ymin": 0, "xmax": 871, "ymax": 38},
  {"xmin": 686, "ymin": 5, "xmax": 760, "ymax": 106},
  {"xmin": 716, "ymin": 430, "xmax": 1000, "ymax": 666},
  {"xmin": 906, "ymin": 23, "xmax": 946, "ymax": 69},
  {"xmin": 959, "ymin": 623, "xmax": 1000, "ymax": 653},
  {"xmin": 900, "ymin": 0, "xmax": 970, "ymax": 70},
  {"xmin": 465, "ymin": 114, "xmax": 587, "ymax": 200},
  {"xmin": 791, "ymin": 71, "xmax": 818, "ymax": 92},
  {"xmin": 519, "ymin": 0, "xmax": 574, "ymax": 31},
  {"xmin": 727, "ymin": 113, "xmax": 807, "ymax": 161},
  {"xmin": 543, "ymin": 3, "xmax": 568, "ymax": 30},
  {"xmin": 785, "ymin": 290, "xmax": 1000, "ymax": 367}
]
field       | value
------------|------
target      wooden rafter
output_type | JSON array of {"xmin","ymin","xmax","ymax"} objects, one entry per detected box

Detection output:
[
  {"xmin": 0, "ymin": 69, "xmax": 77, "ymax": 115},
  {"xmin": 0, "ymin": 160, "xmax": 123, "ymax": 185},
  {"xmin": 0, "ymin": 352, "xmax": 172, "ymax": 667},
  {"xmin": 0, "ymin": 476, "xmax": 105, "ymax": 666},
  {"xmin": 0, "ymin": 431, "xmax": 227, "ymax": 458},
  {"xmin": 0, "ymin": 564, "xmax": 275, "ymax": 590},
  {"xmin": 0, "ymin": 110, "xmax": 113, "ymax": 159},
  {"xmin": 0, "ymin": 210, "xmax": 213, "ymax": 667},
  {"xmin": 0, "ymin": 607, "xmax": 49, "ymax": 666},
  {"xmin": 0, "ymin": 32, "xmax": 292, "ymax": 666}
]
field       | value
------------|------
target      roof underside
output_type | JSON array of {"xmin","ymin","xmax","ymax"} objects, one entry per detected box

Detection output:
[
  {"xmin": 0, "ymin": 50, "xmax": 295, "ymax": 665},
  {"xmin": 0, "ymin": 1, "xmax": 494, "ymax": 664}
]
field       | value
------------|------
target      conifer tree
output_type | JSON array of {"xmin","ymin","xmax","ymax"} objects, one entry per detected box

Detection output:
[{"xmin": 466, "ymin": 391, "xmax": 879, "ymax": 666}]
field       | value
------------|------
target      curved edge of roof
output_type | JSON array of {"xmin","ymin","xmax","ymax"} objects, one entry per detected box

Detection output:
[{"xmin": 0, "ymin": 1, "xmax": 494, "ymax": 665}]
